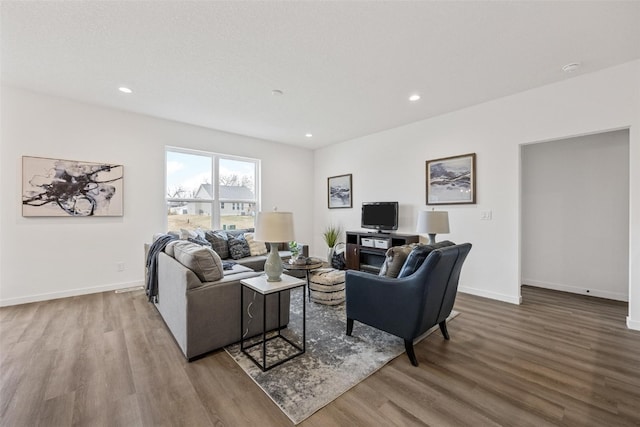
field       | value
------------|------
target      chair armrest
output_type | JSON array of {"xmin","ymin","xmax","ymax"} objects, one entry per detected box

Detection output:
[{"xmin": 345, "ymin": 270, "xmax": 424, "ymax": 339}]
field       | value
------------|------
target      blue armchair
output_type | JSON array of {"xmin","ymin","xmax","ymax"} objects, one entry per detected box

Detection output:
[{"xmin": 345, "ymin": 242, "xmax": 472, "ymax": 366}]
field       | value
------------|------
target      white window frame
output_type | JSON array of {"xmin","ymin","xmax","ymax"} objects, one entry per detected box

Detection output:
[{"xmin": 165, "ymin": 146, "xmax": 260, "ymax": 230}]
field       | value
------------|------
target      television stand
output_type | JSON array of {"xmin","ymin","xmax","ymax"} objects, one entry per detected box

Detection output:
[{"xmin": 345, "ymin": 231, "xmax": 419, "ymax": 274}]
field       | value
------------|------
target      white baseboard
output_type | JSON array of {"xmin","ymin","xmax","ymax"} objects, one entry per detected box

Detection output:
[
  {"xmin": 0, "ymin": 280, "xmax": 145, "ymax": 307},
  {"xmin": 627, "ymin": 317, "xmax": 640, "ymax": 331},
  {"xmin": 458, "ymin": 285, "xmax": 522, "ymax": 305},
  {"xmin": 522, "ymin": 278, "xmax": 628, "ymax": 302}
]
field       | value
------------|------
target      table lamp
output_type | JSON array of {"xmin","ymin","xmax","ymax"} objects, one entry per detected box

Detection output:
[
  {"xmin": 254, "ymin": 210, "xmax": 295, "ymax": 281},
  {"xmin": 416, "ymin": 210, "xmax": 450, "ymax": 245}
]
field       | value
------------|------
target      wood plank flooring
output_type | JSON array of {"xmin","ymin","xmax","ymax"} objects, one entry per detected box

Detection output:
[{"xmin": 1, "ymin": 286, "xmax": 639, "ymax": 426}]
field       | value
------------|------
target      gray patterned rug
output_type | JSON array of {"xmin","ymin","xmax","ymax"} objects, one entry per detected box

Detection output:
[{"xmin": 225, "ymin": 287, "xmax": 459, "ymax": 425}]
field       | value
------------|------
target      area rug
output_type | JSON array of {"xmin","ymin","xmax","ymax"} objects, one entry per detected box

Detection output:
[{"xmin": 225, "ymin": 287, "xmax": 459, "ymax": 425}]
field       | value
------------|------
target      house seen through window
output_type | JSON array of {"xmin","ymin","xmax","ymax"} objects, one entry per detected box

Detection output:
[{"xmin": 166, "ymin": 148, "xmax": 259, "ymax": 232}]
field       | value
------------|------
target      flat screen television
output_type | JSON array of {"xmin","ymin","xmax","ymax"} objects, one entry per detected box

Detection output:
[{"xmin": 361, "ymin": 202, "xmax": 399, "ymax": 232}]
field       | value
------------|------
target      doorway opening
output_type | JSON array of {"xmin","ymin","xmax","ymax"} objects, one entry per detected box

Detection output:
[{"xmin": 520, "ymin": 129, "xmax": 630, "ymax": 303}]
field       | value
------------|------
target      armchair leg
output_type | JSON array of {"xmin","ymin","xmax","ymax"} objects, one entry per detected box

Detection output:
[
  {"xmin": 346, "ymin": 318, "xmax": 354, "ymax": 336},
  {"xmin": 439, "ymin": 321, "xmax": 450, "ymax": 340},
  {"xmin": 404, "ymin": 340, "xmax": 419, "ymax": 366}
]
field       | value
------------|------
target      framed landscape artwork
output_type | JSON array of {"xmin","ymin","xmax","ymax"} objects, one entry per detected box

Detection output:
[
  {"xmin": 426, "ymin": 153, "xmax": 476, "ymax": 205},
  {"xmin": 327, "ymin": 174, "xmax": 352, "ymax": 209},
  {"xmin": 22, "ymin": 156, "xmax": 124, "ymax": 217}
]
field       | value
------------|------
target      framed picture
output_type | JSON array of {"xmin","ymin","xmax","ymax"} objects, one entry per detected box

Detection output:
[
  {"xmin": 327, "ymin": 174, "xmax": 352, "ymax": 209},
  {"xmin": 426, "ymin": 153, "xmax": 476, "ymax": 205},
  {"xmin": 22, "ymin": 156, "xmax": 124, "ymax": 217}
]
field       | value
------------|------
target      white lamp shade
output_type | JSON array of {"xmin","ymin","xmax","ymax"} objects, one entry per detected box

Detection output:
[
  {"xmin": 254, "ymin": 211, "xmax": 295, "ymax": 242},
  {"xmin": 416, "ymin": 210, "xmax": 450, "ymax": 234}
]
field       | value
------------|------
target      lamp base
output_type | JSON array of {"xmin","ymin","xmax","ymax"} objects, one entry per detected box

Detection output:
[
  {"xmin": 427, "ymin": 234, "xmax": 437, "ymax": 245},
  {"xmin": 264, "ymin": 242, "xmax": 283, "ymax": 282}
]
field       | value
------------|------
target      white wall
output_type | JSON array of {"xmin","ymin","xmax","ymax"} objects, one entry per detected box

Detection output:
[
  {"xmin": 314, "ymin": 60, "xmax": 640, "ymax": 330},
  {"xmin": 0, "ymin": 86, "xmax": 314, "ymax": 306},
  {"xmin": 521, "ymin": 130, "xmax": 629, "ymax": 300}
]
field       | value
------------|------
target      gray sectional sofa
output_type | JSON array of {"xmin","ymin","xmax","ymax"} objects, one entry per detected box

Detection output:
[{"xmin": 149, "ymin": 228, "xmax": 304, "ymax": 361}]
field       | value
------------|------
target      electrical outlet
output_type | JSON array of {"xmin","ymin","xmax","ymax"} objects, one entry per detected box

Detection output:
[
  {"xmin": 117, "ymin": 262, "xmax": 125, "ymax": 272},
  {"xmin": 480, "ymin": 210, "xmax": 492, "ymax": 220}
]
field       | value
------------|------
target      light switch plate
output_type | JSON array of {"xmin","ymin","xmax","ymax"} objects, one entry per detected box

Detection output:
[{"xmin": 480, "ymin": 210, "xmax": 492, "ymax": 220}]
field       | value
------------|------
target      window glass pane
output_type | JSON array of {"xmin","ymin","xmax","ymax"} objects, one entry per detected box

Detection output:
[
  {"xmin": 166, "ymin": 151, "xmax": 212, "ymax": 199},
  {"xmin": 219, "ymin": 158, "xmax": 256, "ymax": 229},
  {"xmin": 166, "ymin": 149, "xmax": 258, "ymax": 232},
  {"xmin": 219, "ymin": 200, "xmax": 256, "ymax": 230},
  {"xmin": 219, "ymin": 158, "xmax": 255, "ymax": 198},
  {"xmin": 167, "ymin": 202, "xmax": 212, "ymax": 232}
]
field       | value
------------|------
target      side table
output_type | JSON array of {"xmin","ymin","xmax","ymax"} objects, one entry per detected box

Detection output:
[
  {"xmin": 282, "ymin": 258, "xmax": 324, "ymax": 301},
  {"xmin": 240, "ymin": 274, "xmax": 306, "ymax": 371}
]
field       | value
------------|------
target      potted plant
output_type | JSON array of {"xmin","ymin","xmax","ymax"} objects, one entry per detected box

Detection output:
[
  {"xmin": 288, "ymin": 241, "xmax": 300, "ymax": 263},
  {"xmin": 323, "ymin": 224, "xmax": 341, "ymax": 262}
]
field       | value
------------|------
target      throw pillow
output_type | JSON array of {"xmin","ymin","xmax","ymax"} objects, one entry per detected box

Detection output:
[
  {"xmin": 205, "ymin": 230, "xmax": 230, "ymax": 259},
  {"xmin": 228, "ymin": 234, "xmax": 251, "ymax": 260},
  {"xmin": 379, "ymin": 243, "xmax": 420, "ymax": 278},
  {"xmin": 193, "ymin": 228, "xmax": 206, "ymax": 240},
  {"xmin": 244, "ymin": 233, "xmax": 268, "ymax": 256},
  {"xmin": 172, "ymin": 241, "xmax": 224, "ymax": 282},
  {"xmin": 397, "ymin": 240, "xmax": 455, "ymax": 278},
  {"xmin": 188, "ymin": 236, "xmax": 211, "ymax": 247}
]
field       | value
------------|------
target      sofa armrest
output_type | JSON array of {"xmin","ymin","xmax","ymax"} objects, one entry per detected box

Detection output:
[
  {"xmin": 156, "ymin": 252, "xmax": 194, "ymax": 355},
  {"xmin": 186, "ymin": 274, "xmax": 290, "ymax": 358}
]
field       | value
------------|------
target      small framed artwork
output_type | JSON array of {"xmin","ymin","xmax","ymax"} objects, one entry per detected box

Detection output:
[
  {"xmin": 327, "ymin": 174, "xmax": 352, "ymax": 209},
  {"xmin": 426, "ymin": 153, "xmax": 476, "ymax": 205},
  {"xmin": 22, "ymin": 156, "xmax": 124, "ymax": 217}
]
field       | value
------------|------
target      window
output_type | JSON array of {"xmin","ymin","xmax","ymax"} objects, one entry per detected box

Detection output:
[{"xmin": 166, "ymin": 148, "xmax": 259, "ymax": 232}]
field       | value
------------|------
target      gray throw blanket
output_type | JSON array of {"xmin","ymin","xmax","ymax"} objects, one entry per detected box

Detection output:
[
  {"xmin": 145, "ymin": 234, "xmax": 177, "ymax": 303},
  {"xmin": 222, "ymin": 261, "xmax": 236, "ymax": 270}
]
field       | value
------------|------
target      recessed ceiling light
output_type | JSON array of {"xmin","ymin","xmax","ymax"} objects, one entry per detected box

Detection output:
[
  {"xmin": 272, "ymin": 89, "xmax": 283, "ymax": 96},
  {"xmin": 562, "ymin": 63, "xmax": 581, "ymax": 73},
  {"xmin": 409, "ymin": 94, "xmax": 421, "ymax": 102},
  {"xmin": 118, "ymin": 87, "xmax": 132, "ymax": 94},
  {"xmin": 305, "ymin": 133, "xmax": 313, "ymax": 138}
]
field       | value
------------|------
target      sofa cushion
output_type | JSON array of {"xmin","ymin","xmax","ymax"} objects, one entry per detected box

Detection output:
[
  {"xmin": 223, "ymin": 263, "xmax": 254, "ymax": 276},
  {"xmin": 205, "ymin": 230, "xmax": 229, "ymax": 259},
  {"xmin": 164, "ymin": 240, "xmax": 178, "ymax": 257},
  {"xmin": 172, "ymin": 241, "xmax": 224, "ymax": 282},
  {"xmin": 379, "ymin": 243, "xmax": 420, "ymax": 278},
  {"xmin": 188, "ymin": 236, "xmax": 212, "ymax": 247},
  {"xmin": 244, "ymin": 233, "xmax": 268, "ymax": 256},
  {"xmin": 397, "ymin": 240, "xmax": 455, "ymax": 278},
  {"xmin": 228, "ymin": 234, "xmax": 251, "ymax": 260},
  {"xmin": 226, "ymin": 228, "xmax": 254, "ymax": 237}
]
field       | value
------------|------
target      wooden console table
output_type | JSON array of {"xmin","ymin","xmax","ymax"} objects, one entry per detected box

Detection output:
[{"xmin": 345, "ymin": 231, "xmax": 419, "ymax": 274}]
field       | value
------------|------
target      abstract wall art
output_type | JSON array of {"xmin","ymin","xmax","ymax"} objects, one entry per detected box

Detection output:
[
  {"xmin": 426, "ymin": 153, "xmax": 476, "ymax": 205},
  {"xmin": 22, "ymin": 156, "xmax": 124, "ymax": 217}
]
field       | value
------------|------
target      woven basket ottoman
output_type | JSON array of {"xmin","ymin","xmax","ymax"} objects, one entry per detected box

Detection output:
[{"xmin": 308, "ymin": 268, "xmax": 346, "ymax": 305}]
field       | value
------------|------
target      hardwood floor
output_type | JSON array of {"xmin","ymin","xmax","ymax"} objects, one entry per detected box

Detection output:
[{"xmin": 1, "ymin": 286, "xmax": 639, "ymax": 426}]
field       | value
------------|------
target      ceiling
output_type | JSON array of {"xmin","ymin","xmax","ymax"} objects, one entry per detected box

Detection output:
[{"xmin": 2, "ymin": 1, "xmax": 640, "ymax": 150}]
